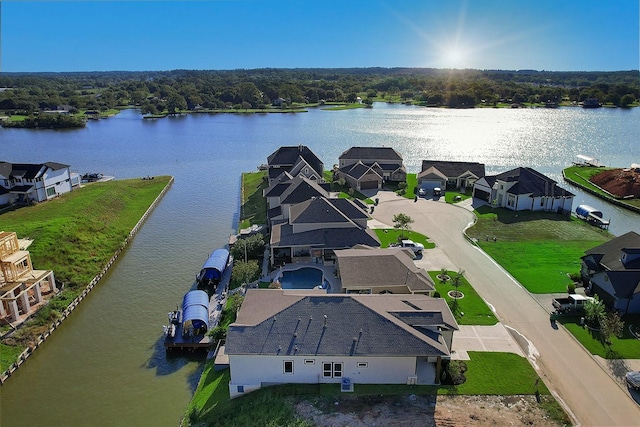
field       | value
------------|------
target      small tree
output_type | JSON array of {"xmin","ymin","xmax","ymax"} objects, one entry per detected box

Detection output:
[
  {"xmin": 600, "ymin": 311, "xmax": 624, "ymax": 345},
  {"xmin": 451, "ymin": 269, "xmax": 465, "ymax": 291},
  {"xmin": 583, "ymin": 295, "xmax": 605, "ymax": 326},
  {"xmin": 393, "ymin": 213, "xmax": 414, "ymax": 238}
]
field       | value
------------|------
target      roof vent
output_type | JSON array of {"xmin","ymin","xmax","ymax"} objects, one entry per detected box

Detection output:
[{"xmin": 323, "ymin": 314, "xmax": 328, "ymax": 328}]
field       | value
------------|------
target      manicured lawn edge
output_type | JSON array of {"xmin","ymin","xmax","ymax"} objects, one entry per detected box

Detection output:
[
  {"xmin": 429, "ymin": 271, "xmax": 498, "ymax": 325},
  {"xmin": 467, "ymin": 206, "xmax": 609, "ymax": 293}
]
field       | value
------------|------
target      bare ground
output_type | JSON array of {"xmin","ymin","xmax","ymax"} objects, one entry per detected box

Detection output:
[
  {"xmin": 590, "ymin": 168, "xmax": 640, "ymax": 198},
  {"xmin": 295, "ymin": 394, "xmax": 567, "ymax": 427}
]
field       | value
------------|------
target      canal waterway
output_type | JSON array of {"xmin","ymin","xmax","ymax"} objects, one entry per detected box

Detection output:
[{"xmin": 1, "ymin": 103, "xmax": 638, "ymax": 426}]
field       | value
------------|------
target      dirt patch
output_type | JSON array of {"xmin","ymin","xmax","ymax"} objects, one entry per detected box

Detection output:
[
  {"xmin": 590, "ymin": 168, "xmax": 640, "ymax": 198},
  {"xmin": 295, "ymin": 394, "xmax": 565, "ymax": 427}
]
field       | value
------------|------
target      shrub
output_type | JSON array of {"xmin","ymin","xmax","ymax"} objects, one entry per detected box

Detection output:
[{"xmin": 441, "ymin": 360, "xmax": 467, "ymax": 385}]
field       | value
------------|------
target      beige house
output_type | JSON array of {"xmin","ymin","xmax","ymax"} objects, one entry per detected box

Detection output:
[
  {"xmin": 226, "ymin": 289, "xmax": 458, "ymax": 398},
  {"xmin": 335, "ymin": 246, "xmax": 435, "ymax": 295},
  {"xmin": 0, "ymin": 231, "xmax": 57, "ymax": 324}
]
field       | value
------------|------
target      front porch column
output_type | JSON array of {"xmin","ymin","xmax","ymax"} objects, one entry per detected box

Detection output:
[
  {"xmin": 50, "ymin": 272, "xmax": 58, "ymax": 292},
  {"xmin": 435, "ymin": 356, "xmax": 442, "ymax": 385}
]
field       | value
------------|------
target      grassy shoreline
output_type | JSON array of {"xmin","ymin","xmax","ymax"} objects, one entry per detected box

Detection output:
[{"xmin": 0, "ymin": 176, "xmax": 172, "ymax": 371}]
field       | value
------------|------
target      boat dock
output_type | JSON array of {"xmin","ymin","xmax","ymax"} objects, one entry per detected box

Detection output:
[{"xmin": 164, "ymin": 255, "xmax": 233, "ymax": 351}]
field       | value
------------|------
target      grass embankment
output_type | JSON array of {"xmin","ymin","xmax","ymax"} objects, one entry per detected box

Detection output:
[
  {"xmin": 238, "ymin": 171, "xmax": 268, "ymax": 230},
  {"xmin": 186, "ymin": 352, "xmax": 565, "ymax": 426},
  {"xmin": 467, "ymin": 206, "xmax": 609, "ymax": 293},
  {"xmin": 0, "ymin": 177, "xmax": 171, "ymax": 371},
  {"xmin": 563, "ymin": 165, "xmax": 640, "ymax": 209},
  {"xmin": 428, "ymin": 271, "xmax": 497, "ymax": 326}
]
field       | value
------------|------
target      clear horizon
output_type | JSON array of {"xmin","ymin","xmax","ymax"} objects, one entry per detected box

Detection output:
[{"xmin": 1, "ymin": 0, "xmax": 639, "ymax": 73}]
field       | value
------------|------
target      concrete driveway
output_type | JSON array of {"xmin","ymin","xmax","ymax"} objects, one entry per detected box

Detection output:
[
  {"xmin": 370, "ymin": 189, "xmax": 640, "ymax": 426},
  {"xmin": 452, "ymin": 324, "xmax": 525, "ymax": 360}
]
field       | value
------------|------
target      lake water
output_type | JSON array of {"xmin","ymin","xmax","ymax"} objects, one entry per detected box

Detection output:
[{"xmin": 1, "ymin": 103, "xmax": 638, "ymax": 426}]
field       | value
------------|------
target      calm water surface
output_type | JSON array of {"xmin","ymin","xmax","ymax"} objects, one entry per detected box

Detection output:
[{"xmin": 1, "ymin": 104, "xmax": 638, "ymax": 426}]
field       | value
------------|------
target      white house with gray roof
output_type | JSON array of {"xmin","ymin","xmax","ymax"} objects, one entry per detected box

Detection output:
[
  {"xmin": 225, "ymin": 289, "xmax": 458, "ymax": 398},
  {"xmin": 472, "ymin": 167, "xmax": 574, "ymax": 213},
  {"xmin": 0, "ymin": 161, "xmax": 73, "ymax": 205}
]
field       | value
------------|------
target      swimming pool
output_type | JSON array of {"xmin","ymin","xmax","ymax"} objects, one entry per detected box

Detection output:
[{"xmin": 279, "ymin": 267, "xmax": 329, "ymax": 290}]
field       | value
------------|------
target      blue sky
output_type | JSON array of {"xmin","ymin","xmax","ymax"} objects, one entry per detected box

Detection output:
[{"xmin": 1, "ymin": 0, "xmax": 638, "ymax": 72}]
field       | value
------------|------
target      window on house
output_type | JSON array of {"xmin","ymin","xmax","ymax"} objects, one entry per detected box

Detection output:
[
  {"xmin": 284, "ymin": 360, "xmax": 294, "ymax": 374},
  {"xmin": 237, "ymin": 385, "xmax": 244, "ymax": 393},
  {"xmin": 357, "ymin": 362, "xmax": 368, "ymax": 368},
  {"xmin": 322, "ymin": 362, "xmax": 343, "ymax": 378},
  {"xmin": 304, "ymin": 359, "xmax": 315, "ymax": 365},
  {"xmin": 46, "ymin": 187, "xmax": 56, "ymax": 197},
  {"xmin": 540, "ymin": 198, "xmax": 544, "ymax": 206}
]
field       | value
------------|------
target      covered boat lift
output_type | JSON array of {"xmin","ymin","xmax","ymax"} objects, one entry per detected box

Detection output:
[
  {"xmin": 181, "ymin": 290, "xmax": 209, "ymax": 335},
  {"xmin": 197, "ymin": 248, "xmax": 230, "ymax": 290}
]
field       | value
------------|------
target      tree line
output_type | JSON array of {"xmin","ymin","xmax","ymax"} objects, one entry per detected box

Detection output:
[{"xmin": 0, "ymin": 68, "xmax": 638, "ymax": 115}]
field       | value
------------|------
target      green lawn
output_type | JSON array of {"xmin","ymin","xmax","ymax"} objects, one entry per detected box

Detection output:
[
  {"xmin": 321, "ymin": 103, "xmax": 368, "ymax": 111},
  {"xmin": 559, "ymin": 315, "xmax": 640, "ymax": 359},
  {"xmin": 429, "ymin": 271, "xmax": 498, "ymax": 325},
  {"xmin": 373, "ymin": 228, "xmax": 436, "ymax": 249},
  {"xmin": 238, "ymin": 171, "xmax": 268, "ymax": 229},
  {"xmin": 468, "ymin": 206, "xmax": 609, "ymax": 293},
  {"xmin": 445, "ymin": 189, "xmax": 472, "ymax": 204}
]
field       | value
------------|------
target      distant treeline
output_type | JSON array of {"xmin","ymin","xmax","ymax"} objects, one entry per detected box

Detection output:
[{"xmin": 0, "ymin": 68, "xmax": 638, "ymax": 114}]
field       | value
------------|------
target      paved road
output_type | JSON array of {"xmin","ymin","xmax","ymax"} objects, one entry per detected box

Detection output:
[{"xmin": 371, "ymin": 191, "xmax": 640, "ymax": 426}]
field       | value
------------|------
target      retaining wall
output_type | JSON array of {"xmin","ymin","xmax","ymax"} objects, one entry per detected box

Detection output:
[{"xmin": 0, "ymin": 177, "xmax": 174, "ymax": 385}]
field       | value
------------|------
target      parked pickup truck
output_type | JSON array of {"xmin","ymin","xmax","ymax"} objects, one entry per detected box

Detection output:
[
  {"xmin": 390, "ymin": 239, "xmax": 425, "ymax": 255},
  {"xmin": 552, "ymin": 294, "xmax": 594, "ymax": 313}
]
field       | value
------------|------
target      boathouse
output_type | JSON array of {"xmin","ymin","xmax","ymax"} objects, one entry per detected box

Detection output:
[{"xmin": 197, "ymin": 248, "xmax": 230, "ymax": 289}]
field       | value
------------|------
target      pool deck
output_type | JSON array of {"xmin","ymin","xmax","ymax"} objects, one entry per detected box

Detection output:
[{"xmin": 268, "ymin": 263, "xmax": 340, "ymax": 293}]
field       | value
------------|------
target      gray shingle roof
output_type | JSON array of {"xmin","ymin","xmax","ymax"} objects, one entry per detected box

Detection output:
[
  {"xmin": 335, "ymin": 247, "xmax": 435, "ymax": 293},
  {"xmin": 420, "ymin": 160, "xmax": 485, "ymax": 178},
  {"xmin": 272, "ymin": 224, "xmax": 380, "ymax": 248},
  {"xmin": 227, "ymin": 290, "xmax": 456, "ymax": 357},
  {"xmin": 267, "ymin": 145, "xmax": 324, "ymax": 177},
  {"xmin": 339, "ymin": 147, "xmax": 403, "ymax": 161},
  {"xmin": 584, "ymin": 231, "xmax": 640, "ymax": 271},
  {"xmin": 493, "ymin": 167, "xmax": 574, "ymax": 197}
]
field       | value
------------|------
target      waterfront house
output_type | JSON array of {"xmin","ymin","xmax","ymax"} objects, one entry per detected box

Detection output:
[
  {"xmin": 0, "ymin": 161, "xmax": 73, "ymax": 205},
  {"xmin": 225, "ymin": 289, "xmax": 458, "ymax": 398},
  {"xmin": 0, "ymin": 231, "xmax": 57, "ymax": 324},
  {"xmin": 334, "ymin": 246, "xmax": 435, "ymax": 295},
  {"xmin": 581, "ymin": 231, "xmax": 640, "ymax": 314},
  {"xmin": 337, "ymin": 147, "xmax": 406, "ymax": 190},
  {"xmin": 266, "ymin": 145, "xmax": 324, "ymax": 184},
  {"xmin": 269, "ymin": 196, "xmax": 378, "ymax": 266},
  {"xmin": 264, "ymin": 176, "xmax": 331, "ymax": 227},
  {"xmin": 472, "ymin": 167, "xmax": 574, "ymax": 213},
  {"xmin": 418, "ymin": 160, "xmax": 485, "ymax": 192}
]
